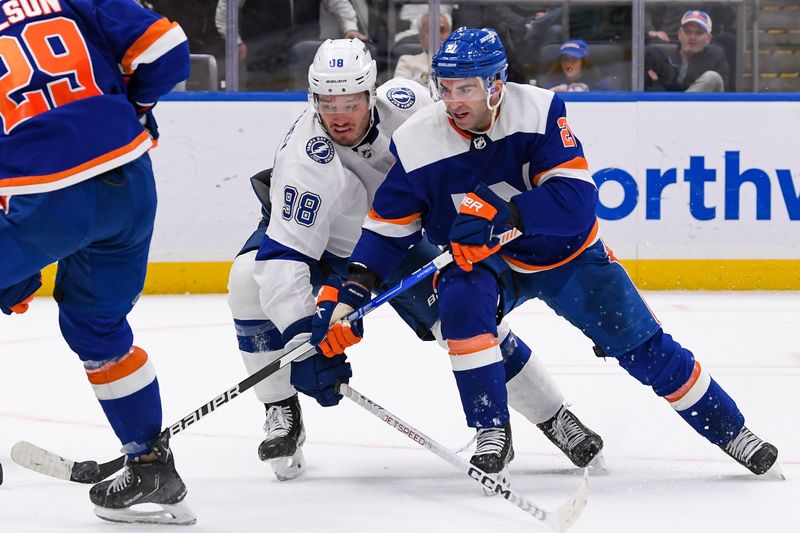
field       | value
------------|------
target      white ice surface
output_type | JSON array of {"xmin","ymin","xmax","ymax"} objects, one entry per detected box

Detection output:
[{"xmin": 1, "ymin": 292, "xmax": 798, "ymax": 532}]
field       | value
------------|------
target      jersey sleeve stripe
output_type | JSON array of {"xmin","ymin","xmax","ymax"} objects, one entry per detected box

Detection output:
[
  {"xmin": 502, "ymin": 218, "xmax": 600, "ymax": 273},
  {"xmin": 0, "ymin": 131, "xmax": 152, "ymax": 195},
  {"xmin": 121, "ymin": 19, "xmax": 188, "ymax": 74},
  {"xmin": 533, "ymin": 156, "xmax": 590, "ymax": 186},
  {"xmin": 363, "ymin": 210, "xmax": 422, "ymax": 238}
]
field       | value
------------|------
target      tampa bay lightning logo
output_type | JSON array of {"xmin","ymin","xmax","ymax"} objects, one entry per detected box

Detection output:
[
  {"xmin": 305, "ymin": 136, "xmax": 335, "ymax": 164},
  {"xmin": 386, "ymin": 87, "xmax": 416, "ymax": 109}
]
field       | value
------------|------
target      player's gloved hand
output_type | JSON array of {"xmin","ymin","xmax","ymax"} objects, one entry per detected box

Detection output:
[
  {"xmin": 310, "ymin": 276, "xmax": 370, "ymax": 357},
  {"xmin": 449, "ymin": 183, "xmax": 513, "ymax": 271},
  {"xmin": 133, "ymin": 102, "xmax": 159, "ymax": 140},
  {"xmin": 0, "ymin": 272, "xmax": 42, "ymax": 315},
  {"xmin": 290, "ymin": 351, "xmax": 352, "ymax": 407}
]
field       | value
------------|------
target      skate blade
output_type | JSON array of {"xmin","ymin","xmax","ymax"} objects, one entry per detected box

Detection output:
[
  {"xmin": 481, "ymin": 466, "xmax": 511, "ymax": 497},
  {"xmin": 764, "ymin": 462, "xmax": 786, "ymax": 480},
  {"xmin": 94, "ymin": 501, "xmax": 196, "ymax": 525},
  {"xmin": 586, "ymin": 451, "xmax": 609, "ymax": 475},
  {"xmin": 270, "ymin": 448, "xmax": 306, "ymax": 481}
]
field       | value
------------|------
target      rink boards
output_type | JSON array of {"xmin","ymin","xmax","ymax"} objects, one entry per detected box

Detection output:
[{"xmin": 41, "ymin": 93, "xmax": 800, "ymax": 293}]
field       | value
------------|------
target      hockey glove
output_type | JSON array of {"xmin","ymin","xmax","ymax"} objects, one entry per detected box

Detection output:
[
  {"xmin": 0, "ymin": 272, "xmax": 42, "ymax": 315},
  {"xmin": 310, "ymin": 276, "xmax": 370, "ymax": 358},
  {"xmin": 133, "ymin": 103, "xmax": 159, "ymax": 141},
  {"xmin": 290, "ymin": 352, "xmax": 352, "ymax": 407},
  {"xmin": 449, "ymin": 183, "xmax": 514, "ymax": 271}
]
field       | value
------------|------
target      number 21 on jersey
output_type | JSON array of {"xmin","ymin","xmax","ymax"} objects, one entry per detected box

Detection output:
[{"xmin": 1, "ymin": 17, "xmax": 102, "ymax": 135}]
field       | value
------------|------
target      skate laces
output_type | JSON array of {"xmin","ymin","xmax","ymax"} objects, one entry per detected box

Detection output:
[
  {"xmin": 474, "ymin": 427, "xmax": 507, "ymax": 456},
  {"xmin": 551, "ymin": 408, "xmax": 588, "ymax": 451},
  {"xmin": 108, "ymin": 466, "xmax": 133, "ymax": 493},
  {"xmin": 264, "ymin": 404, "xmax": 293, "ymax": 438},
  {"xmin": 725, "ymin": 427, "xmax": 764, "ymax": 462}
]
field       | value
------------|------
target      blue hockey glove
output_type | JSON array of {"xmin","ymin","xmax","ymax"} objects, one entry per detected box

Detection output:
[
  {"xmin": 310, "ymin": 276, "xmax": 370, "ymax": 358},
  {"xmin": 449, "ymin": 183, "xmax": 513, "ymax": 272},
  {"xmin": 290, "ymin": 352, "xmax": 352, "ymax": 407},
  {"xmin": 0, "ymin": 272, "xmax": 42, "ymax": 315},
  {"xmin": 133, "ymin": 103, "xmax": 159, "ymax": 140}
]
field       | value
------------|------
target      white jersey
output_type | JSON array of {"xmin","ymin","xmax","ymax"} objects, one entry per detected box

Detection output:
[{"xmin": 254, "ymin": 78, "xmax": 433, "ymax": 334}]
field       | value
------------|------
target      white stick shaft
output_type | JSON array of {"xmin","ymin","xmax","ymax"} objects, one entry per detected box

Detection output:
[{"xmin": 339, "ymin": 383, "xmax": 587, "ymax": 531}]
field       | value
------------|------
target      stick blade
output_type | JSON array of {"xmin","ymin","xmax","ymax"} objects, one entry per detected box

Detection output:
[
  {"xmin": 11, "ymin": 440, "xmax": 77, "ymax": 481},
  {"xmin": 546, "ymin": 467, "xmax": 590, "ymax": 532}
]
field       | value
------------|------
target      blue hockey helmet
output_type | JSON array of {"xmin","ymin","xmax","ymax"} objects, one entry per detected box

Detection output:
[{"xmin": 431, "ymin": 27, "xmax": 508, "ymax": 88}]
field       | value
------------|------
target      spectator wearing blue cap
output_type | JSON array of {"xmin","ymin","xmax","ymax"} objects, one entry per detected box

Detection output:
[
  {"xmin": 540, "ymin": 39, "xmax": 611, "ymax": 92},
  {"xmin": 645, "ymin": 10, "xmax": 729, "ymax": 92}
]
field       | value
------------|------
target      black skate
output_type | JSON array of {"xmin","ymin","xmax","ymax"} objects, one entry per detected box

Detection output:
[
  {"xmin": 90, "ymin": 434, "xmax": 195, "ymax": 525},
  {"xmin": 537, "ymin": 406, "xmax": 605, "ymax": 469},
  {"xmin": 722, "ymin": 425, "xmax": 779, "ymax": 475},
  {"xmin": 258, "ymin": 394, "xmax": 306, "ymax": 481},
  {"xmin": 470, "ymin": 422, "xmax": 514, "ymax": 496}
]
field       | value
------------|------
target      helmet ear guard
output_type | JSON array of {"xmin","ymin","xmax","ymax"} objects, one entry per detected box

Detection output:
[{"xmin": 308, "ymin": 39, "xmax": 377, "ymax": 112}]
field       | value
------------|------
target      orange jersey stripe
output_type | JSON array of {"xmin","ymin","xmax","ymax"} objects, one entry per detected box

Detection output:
[
  {"xmin": 86, "ymin": 346, "xmax": 148, "ymax": 385},
  {"xmin": 368, "ymin": 209, "xmax": 422, "ymax": 226},
  {"xmin": 121, "ymin": 18, "xmax": 177, "ymax": 74},
  {"xmin": 501, "ymin": 219, "xmax": 599, "ymax": 272},
  {"xmin": 447, "ymin": 333, "xmax": 499, "ymax": 356},
  {"xmin": 447, "ymin": 117, "xmax": 473, "ymax": 140},
  {"xmin": 1, "ymin": 131, "xmax": 151, "ymax": 189},
  {"xmin": 533, "ymin": 156, "xmax": 589, "ymax": 186},
  {"xmin": 664, "ymin": 361, "xmax": 702, "ymax": 403}
]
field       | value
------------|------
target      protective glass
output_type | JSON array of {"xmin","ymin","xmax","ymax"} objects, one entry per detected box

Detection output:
[
  {"xmin": 435, "ymin": 77, "xmax": 489, "ymax": 102},
  {"xmin": 314, "ymin": 94, "xmax": 370, "ymax": 115}
]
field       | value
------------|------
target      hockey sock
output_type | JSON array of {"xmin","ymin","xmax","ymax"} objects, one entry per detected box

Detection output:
[
  {"xmin": 453, "ymin": 362, "xmax": 510, "ymax": 428},
  {"xmin": 498, "ymin": 324, "xmax": 563, "ymax": 423},
  {"xmin": 234, "ymin": 318, "xmax": 295, "ymax": 403},
  {"xmin": 618, "ymin": 329, "xmax": 744, "ymax": 445},
  {"xmin": 85, "ymin": 346, "xmax": 163, "ymax": 456}
]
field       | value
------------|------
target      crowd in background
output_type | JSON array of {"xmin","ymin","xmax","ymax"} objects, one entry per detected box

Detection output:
[{"xmin": 142, "ymin": 1, "xmax": 738, "ymax": 93}]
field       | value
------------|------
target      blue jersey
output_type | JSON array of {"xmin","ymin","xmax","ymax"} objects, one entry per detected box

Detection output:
[
  {"xmin": 350, "ymin": 83, "xmax": 600, "ymax": 280},
  {"xmin": 0, "ymin": 0, "xmax": 189, "ymax": 194}
]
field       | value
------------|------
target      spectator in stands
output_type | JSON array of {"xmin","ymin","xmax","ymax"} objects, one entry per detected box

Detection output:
[
  {"xmin": 645, "ymin": 10, "xmax": 729, "ymax": 92},
  {"xmin": 539, "ymin": 40, "xmax": 611, "ymax": 92},
  {"xmin": 215, "ymin": 0, "xmax": 367, "ymax": 90},
  {"xmin": 394, "ymin": 11, "xmax": 452, "ymax": 86}
]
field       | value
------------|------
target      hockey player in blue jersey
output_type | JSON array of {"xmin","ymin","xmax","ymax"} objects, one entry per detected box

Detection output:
[
  {"xmin": 226, "ymin": 38, "xmax": 604, "ymax": 484},
  {"xmin": 0, "ymin": 0, "xmax": 193, "ymax": 524},
  {"xmin": 314, "ymin": 27, "xmax": 779, "ymax": 478}
]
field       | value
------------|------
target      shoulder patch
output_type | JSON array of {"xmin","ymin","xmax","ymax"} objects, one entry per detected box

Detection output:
[
  {"xmin": 305, "ymin": 136, "xmax": 335, "ymax": 164},
  {"xmin": 386, "ymin": 87, "xmax": 416, "ymax": 109}
]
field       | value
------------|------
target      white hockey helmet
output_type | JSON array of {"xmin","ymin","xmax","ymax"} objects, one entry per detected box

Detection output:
[{"xmin": 308, "ymin": 39, "xmax": 377, "ymax": 111}]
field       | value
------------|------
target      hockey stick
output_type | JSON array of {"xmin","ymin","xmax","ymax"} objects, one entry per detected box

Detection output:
[
  {"xmin": 11, "ymin": 229, "xmax": 523, "ymax": 484},
  {"xmin": 339, "ymin": 384, "xmax": 588, "ymax": 532}
]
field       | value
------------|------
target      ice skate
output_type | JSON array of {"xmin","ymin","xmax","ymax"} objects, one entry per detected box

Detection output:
[
  {"xmin": 258, "ymin": 394, "xmax": 306, "ymax": 481},
  {"xmin": 537, "ymin": 405, "xmax": 605, "ymax": 470},
  {"xmin": 470, "ymin": 422, "xmax": 514, "ymax": 496},
  {"xmin": 90, "ymin": 435, "xmax": 195, "ymax": 525},
  {"xmin": 722, "ymin": 425, "xmax": 780, "ymax": 476}
]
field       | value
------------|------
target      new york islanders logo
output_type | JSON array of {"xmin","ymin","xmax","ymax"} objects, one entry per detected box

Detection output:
[
  {"xmin": 306, "ymin": 137, "xmax": 335, "ymax": 164},
  {"xmin": 386, "ymin": 87, "xmax": 416, "ymax": 109}
]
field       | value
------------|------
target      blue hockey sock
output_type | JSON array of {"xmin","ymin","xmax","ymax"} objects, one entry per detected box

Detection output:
[
  {"xmin": 618, "ymin": 329, "xmax": 744, "ymax": 445},
  {"xmin": 452, "ymin": 360, "xmax": 509, "ymax": 428},
  {"xmin": 499, "ymin": 329, "xmax": 532, "ymax": 382},
  {"xmin": 85, "ymin": 347, "xmax": 163, "ymax": 456}
]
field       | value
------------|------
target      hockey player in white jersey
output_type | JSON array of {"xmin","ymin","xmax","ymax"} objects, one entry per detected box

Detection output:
[{"xmin": 226, "ymin": 39, "xmax": 603, "ymax": 482}]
